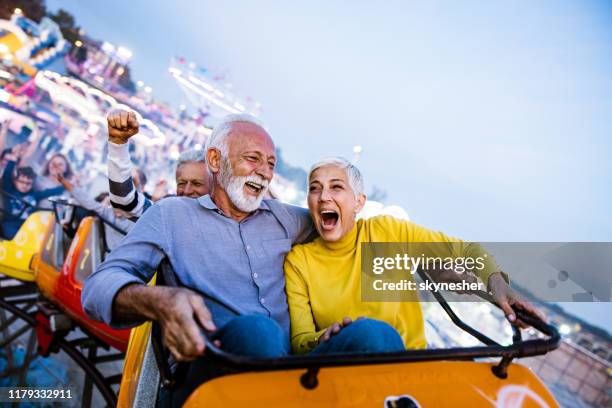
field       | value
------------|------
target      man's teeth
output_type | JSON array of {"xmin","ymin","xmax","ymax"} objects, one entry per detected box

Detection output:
[{"xmin": 245, "ymin": 181, "xmax": 263, "ymax": 191}]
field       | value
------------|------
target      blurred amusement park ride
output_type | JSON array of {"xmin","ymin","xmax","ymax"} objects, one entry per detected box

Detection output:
[{"xmin": 0, "ymin": 6, "xmax": 610, "ymax": 408}]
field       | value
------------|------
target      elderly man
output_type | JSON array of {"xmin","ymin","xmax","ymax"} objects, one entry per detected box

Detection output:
[
  {"xmin": 82, "ymin": 114, "xmax": 313, "ymax": 404},
  {"xmin": 105, "ymin": 110, "xmax": 211, "ymax": 217}
]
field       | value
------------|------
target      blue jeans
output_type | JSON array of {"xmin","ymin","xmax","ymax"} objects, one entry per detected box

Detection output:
[
  {"xmin": 160, "ymin": 315, "xmax": 288, "ymax": 407},
  {"xmin": 209, "ymin": 314, "xmax": 289, "ymax": 357},
  {"xmin": 311, "ymin": 318, "xmax": 405, "ymax": 354}
]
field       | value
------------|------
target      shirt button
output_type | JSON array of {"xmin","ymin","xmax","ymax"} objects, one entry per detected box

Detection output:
[
  {"xmin": 260, "ymin": 297, "xmax": 266, "ymax": 304},
  {"xmin": 253, "ymin": 273, "xmax": 258, "ymax": 279},
  {"xmin": 246, "ymin": 245, "xmax": 251, "ymax": 250}
]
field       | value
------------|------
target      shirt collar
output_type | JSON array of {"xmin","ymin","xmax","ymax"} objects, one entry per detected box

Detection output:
[
  {"xmin": 198, "ymin": 194, "xmax": 272, "ymax": 213},
  {"xmin": 198, "ymin": 194, "xmax": 218, "ymax": 210}
]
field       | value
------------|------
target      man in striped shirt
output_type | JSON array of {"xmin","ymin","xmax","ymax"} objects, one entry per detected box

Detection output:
[{"xmin": 106, "ymin": 110, "xmax": 211, "ymax": 217}]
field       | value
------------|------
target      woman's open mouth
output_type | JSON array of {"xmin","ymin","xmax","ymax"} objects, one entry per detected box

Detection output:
[{"xmin": 320, "ymin": 210, "xmax": 339, "ymax": 231}]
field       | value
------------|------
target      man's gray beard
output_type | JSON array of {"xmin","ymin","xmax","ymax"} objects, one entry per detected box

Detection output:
[{"xmin": 219, "ymin": 156, "xmax": 269, "ymax": 213}]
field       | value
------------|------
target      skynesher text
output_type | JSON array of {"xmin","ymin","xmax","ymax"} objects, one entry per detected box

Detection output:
[{"xmin": 372, "ymin": 280, "xmax": 485, "ymax": 292}]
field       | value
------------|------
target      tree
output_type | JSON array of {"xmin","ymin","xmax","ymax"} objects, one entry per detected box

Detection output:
[
  {"xmin": 47, "ymin": 8, "xmax": 81, "ymax": 43},
  {"xmin": 117, "ymin": 65, "xmax": 136, "ymax": 93},
  {"xmin": 74, "ymin": 45, "xmax": 87, "ymax": 64},
  {"xmin": 0, "ymin": 0, "xmax": 47, "ymax": 22}
]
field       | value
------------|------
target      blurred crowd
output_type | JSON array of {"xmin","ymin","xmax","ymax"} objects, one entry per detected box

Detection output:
[
  {"xmin": 0, "ymin": 45, "xmax": 210, "ymax": 241},
  {"xmin": 0, "ymin": 91, "xmax": 167, "ymax": 239}
]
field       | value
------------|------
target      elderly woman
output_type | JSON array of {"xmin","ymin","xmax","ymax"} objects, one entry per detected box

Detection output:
[{"xmin": 284, "ymin": 157, "xmax": 543, "ymax": 355}]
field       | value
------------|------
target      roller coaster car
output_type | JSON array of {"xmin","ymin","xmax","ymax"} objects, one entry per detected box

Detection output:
[
  {"xmin": 119, "ymin": 270, "xmax": 561, "ymax": 407},
  {"xmin": 0, "ymin": 190, "xmax": 53, "ymax": 282},
  {"xmin": 31, "ymin": 211, "xmax": 68, "ymax": 300},
  {"xmin": 33, "ymin": 197, "xmax": 94, "ymax": 302},
  {"xmin": 51, "ymin": 214, "xmax": 131, "ymax": 352}
]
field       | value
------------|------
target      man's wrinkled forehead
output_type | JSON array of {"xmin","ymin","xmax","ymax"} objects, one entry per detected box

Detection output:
[{"xmin": 227, "ymin": 122, "xmax": 275, "ymax": 156}]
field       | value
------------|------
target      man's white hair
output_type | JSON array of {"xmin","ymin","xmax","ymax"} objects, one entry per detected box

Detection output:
[
  {"xmin": 206, "ymin": 114, "xmax": 266, "ymax": 157},
  {"xmin": 177, "ymin": 148, "xmax": 205, "ymax": 167},
  {"xmin": 308, "ymin": 157, "xmax": 365, "ymax": 197}
]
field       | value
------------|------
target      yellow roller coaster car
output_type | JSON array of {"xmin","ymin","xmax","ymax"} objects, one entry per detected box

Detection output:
[{"xmin": 0, "ymin": 211, "xmax": 52, "ymax": 281}]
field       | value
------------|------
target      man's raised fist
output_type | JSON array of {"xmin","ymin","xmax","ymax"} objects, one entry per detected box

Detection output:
[{"xmin": 107, "ymin": 110, "xmax": 139, "ymax": 144}]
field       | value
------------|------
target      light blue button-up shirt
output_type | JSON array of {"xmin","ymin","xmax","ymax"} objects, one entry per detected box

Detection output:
[{"xmin": 82, "ymin": 195, "xmax": 314, "ymax": 338}]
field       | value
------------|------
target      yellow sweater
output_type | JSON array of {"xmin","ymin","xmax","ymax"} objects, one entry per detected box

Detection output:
[{"xmin": 284, "ymin": 215, "xmax": 500, "ymax": 354}]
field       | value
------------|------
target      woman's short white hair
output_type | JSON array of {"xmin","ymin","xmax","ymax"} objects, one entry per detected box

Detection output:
[
  {"xmin": 308, "ymin": 157, "xmax": 365, "ymax": 197},
  {"xmin": 206, "ymin": 114, "xmax": 266, "ymax": 157}
]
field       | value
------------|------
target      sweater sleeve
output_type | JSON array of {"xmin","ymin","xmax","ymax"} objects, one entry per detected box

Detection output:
[
  {"xmin": 70, "ymin": 187, "xmax": 107, "ymax": 213},
  {"xmin": 33, "ymin": 185, "xmax": 65, "ymax": 201},
  {"xmin": 107, "ymin": 142, "xmax": 149, "ymax": 218},
  {"xmin": 70, "ymin": 187, "xmax": 131, "ymax": 234},
  {"xmin": 385, "ymin": 216, "xmax": 507, "ymax": 285},
  {"xmin": 284, "ymin": 249, "xmax": 327, "ymax": 354},
  {"xmin": 2, "ymin": 160, "xmax": 16, "ymax": 190}
]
